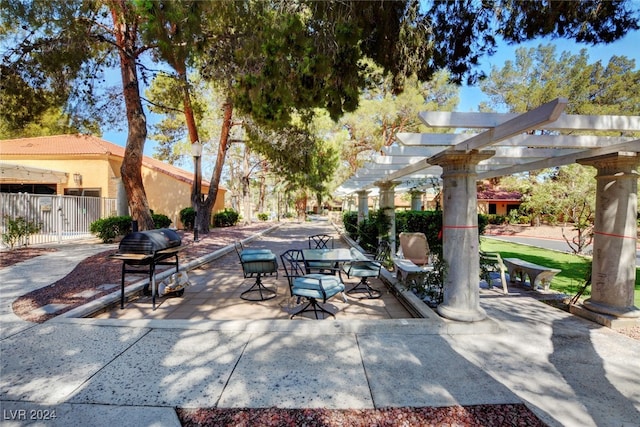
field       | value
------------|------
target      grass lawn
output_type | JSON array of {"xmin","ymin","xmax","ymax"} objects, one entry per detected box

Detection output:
[{"xmin": 480, "ymin": 238, "xmax": 640, "ymax": 307}]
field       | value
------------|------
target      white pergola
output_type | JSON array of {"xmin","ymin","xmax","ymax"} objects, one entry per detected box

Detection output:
[
  {"xmin": 338, "ymin": 98, "xmax": 639, "ymax": 194},
  {"xmin": 336, "ymin": 98, "xmax": 640, "ymax": 326}
]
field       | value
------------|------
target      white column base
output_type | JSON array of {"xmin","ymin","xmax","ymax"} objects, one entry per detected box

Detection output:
[
  {"xmin": 438, "ymin": 304, "xmax": 487, "ymax": 322},
  {"xmin": 583, "ymin": 299, "xmax": 640, "ymax": 319}
]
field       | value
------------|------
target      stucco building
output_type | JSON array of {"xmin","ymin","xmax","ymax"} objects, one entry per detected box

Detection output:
[{"xmin": 0, "ymin": 134, "xmax": 224, "ymax": 228}]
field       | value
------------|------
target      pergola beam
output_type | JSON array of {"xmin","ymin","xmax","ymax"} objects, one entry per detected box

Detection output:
[
  {"xmin": 420, "ymin": 111, "xmax": 640, "ymax": 132},
  {"xmin": 0, "ymin": 163, "xmax": 68, "ymax": 184},
  {"xmin": 397, "ymin": 133, "xmax": 635, "ymax": 149},
  {"xmin": 449, "ymin": 98, "xmax": 568, "ymax": 153},
  {"xmin": 372, "ymin": 156, "xmax": 430, "ymax": 165},
  {"xmin": 384, "ymin": 145, "xmax": 576, "ymax": 159},
  {"xmin": 382, "ymin": 146, "xmax": 446, "ymax": 157},
  {"xmin": 396, "ymin": 133, "xmax": 476, "ymax": 146},
  {"xmin": 477, "ymin": 139, "xmax": 640, "ymax": 179}
]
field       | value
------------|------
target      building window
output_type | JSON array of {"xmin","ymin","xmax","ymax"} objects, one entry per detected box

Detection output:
[
  {"xmin": 64, "ymin": 188, "xmax": 101, "ymax": 197},
  {"xmin": 488, "ymin": 203, "xmax": 497, "ymax": 215},
  {"xmin": 0, "ymin": 183, "xmax": 56, "ymax": 194}
]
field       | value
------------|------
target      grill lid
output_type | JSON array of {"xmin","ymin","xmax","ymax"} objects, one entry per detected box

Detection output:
[{"xmin": 118, "ymin": 228, "xmax": 181, "ymax": 254}]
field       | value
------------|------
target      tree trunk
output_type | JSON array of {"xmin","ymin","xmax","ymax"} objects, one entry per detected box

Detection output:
[
  {"xmin": 257, "ymin": 172, "xmax": 266, "ymax": 214},
  {"xmin": 242, "ymin": 146, "xmax": 251, "ymax": 224},
  {"xmin": 295, "ymin": 193, "xmax": 307, "ymax": 221},
  {"xmin": 110, "ymin": 1, "xmax": 154, "ymax": 230},
  {"xmin": 198, "ymin": 100, "xmax": 233, "ymax": 233},
  {"xmin": 177, "ymin": 69, "xmax": 205, "ymax": 232},
  {"xmin": 175, "ymin": 68, "xmax": 203, "ymax": 214}
]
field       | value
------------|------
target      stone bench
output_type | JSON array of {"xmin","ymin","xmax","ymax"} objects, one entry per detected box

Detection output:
[
  {"xmin": 393, "ymin": 258, "xmax": 433, "ymax": 282},
  {"xmin": 479, "ymin": 251, "xmax": 509, "ymax": 294},
  {"xmin": 503, "ymin": 257, "xmax": 561, "ymax": 291}
]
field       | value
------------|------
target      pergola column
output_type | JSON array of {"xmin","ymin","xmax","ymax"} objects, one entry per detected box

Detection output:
[
  {"xmin": 431, "ymin": 150, "xmax": 495, "ymax": 322},
  {"xmin": 356, "ymin": 190, "xmax": 370, "ymax": 225},
  {"xmin": 377, "ymin": 181, "xmax": 400, "ymax": 255},
  {"xmin": 578, "ymin": 152, "xmax": 640, "ymax": 319},
  {"xmin": 409, "ymin": 189, "xmax": 424, "ymax": 211}
]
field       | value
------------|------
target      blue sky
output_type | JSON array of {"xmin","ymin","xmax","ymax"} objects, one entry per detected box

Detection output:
[{"xmin": 103, "ymin": 30, "xmax": 640, "ymax": 154}]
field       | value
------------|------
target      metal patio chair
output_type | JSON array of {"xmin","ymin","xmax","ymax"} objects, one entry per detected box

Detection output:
[
  {"xmin": 235, "ymin": 242, "xmax": 278, "ymax": 301},
  {"xmin": 280, "ymin": 249, "xmax": 345, "ymax": 319},
  {"xmin": 341, "ymin": 241, "xmax": 390, "ymax": 299}
]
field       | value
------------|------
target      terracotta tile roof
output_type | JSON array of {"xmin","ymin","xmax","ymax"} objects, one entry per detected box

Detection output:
[
  {"xmin": 477, "ymin": 188, "xmax": 522, "ymax": 201},
  {"xmin": 0, "ymin": 134, "xmax": 209, "ymax": 186},
  {"xmin": 0, "ymin": 134, "xmax": 126, "ymax": 156}
]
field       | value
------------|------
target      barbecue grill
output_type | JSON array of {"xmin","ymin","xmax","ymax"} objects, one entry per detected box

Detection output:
[{"xmin": 110, "ymin": 228, "xmax": 184, "ymax": 309}]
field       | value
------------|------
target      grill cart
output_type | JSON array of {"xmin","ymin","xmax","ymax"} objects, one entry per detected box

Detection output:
[{"xmin": 110, "ymin": 228, "xmax": 185, "ymax": 309}]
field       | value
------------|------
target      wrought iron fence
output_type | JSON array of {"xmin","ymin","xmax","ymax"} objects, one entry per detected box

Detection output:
[{"xmin": 1, "ymin": 193, "xmax": 117, "ymax": 247}]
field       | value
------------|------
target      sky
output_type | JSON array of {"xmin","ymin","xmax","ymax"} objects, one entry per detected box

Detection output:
[{"xmin": 102, "ymin": 29, "xmax": 640, "ymax": 159}]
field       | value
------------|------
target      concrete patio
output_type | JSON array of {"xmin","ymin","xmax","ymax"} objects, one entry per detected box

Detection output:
[
  {"xmin": 91, "ymin": 221, "xmax": 412, "ymax": 322},
  {"xmin": 1, "ymin": 219, "xmax": 639, "ymax": 426}
]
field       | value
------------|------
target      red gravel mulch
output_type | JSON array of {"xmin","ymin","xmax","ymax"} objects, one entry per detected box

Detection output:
[
  {"xmin": 0, "ymin": 247, "xmax": 56, "ymax": 268},
  {"xmin": 177, "ymin": 405, "xmax": 548, "ymax": 426},
  {"xmin": 8, "ymin": 222, "xmax": 275, "ymax": 323}
]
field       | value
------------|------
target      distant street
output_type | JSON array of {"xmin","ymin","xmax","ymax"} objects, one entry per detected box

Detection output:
[{"xmin": 484, "ymin": 235, "xmax": 640, "ymax": 267}]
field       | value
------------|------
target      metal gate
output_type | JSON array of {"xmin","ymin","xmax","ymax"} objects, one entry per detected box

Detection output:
[{"xmin": 1, "ymin": 193, "xmax": 117, "ymax": 247}]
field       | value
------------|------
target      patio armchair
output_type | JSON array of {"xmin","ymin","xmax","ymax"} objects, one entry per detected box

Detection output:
[
  {"xmin": 398, "ymin": 232, "xmax": 430, "ymax": 266},
  {"xmin": 280, "ymin": 249, "xmax": 345, "ymax": 319},
  {"xmin": 340, "ymin": 241, "xmax": 390, "ymax": 299}
]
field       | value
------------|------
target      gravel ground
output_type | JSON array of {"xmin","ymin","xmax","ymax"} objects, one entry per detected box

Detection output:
[{"xmin": 177, "ymin": 405, "xmax": 547, "ymax": 427}]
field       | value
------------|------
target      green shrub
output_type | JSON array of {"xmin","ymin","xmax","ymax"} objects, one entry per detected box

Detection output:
[
  {"xmin": 90, "ymin": 211, "xmax": 172, "ymax": 243},
  {"xmin": 405, "ymin": 257, "xmax": 448, "ymax": 308},
  {"xmin": 257, "ymin": 212, "xmax": 269, "ymax": 221},
  {"xmin": 90, "ymin": 216, "xmax": 132, "ymax": 243},
  {"xmin": 356, "ymin": 218, "xmax": 378, "ymax": 253},
  {"xmin": 518, "ymin": 215, "xmax": 531, "ymax": 224},
  {"xmin": 341, "ymin": 209, "xmax": 390, "ymax": 253},
  {"xmin": 214, "ymin": 208, "xmax": 240, "ymax": 227},
  {"xmin": 477, "ymin": 214, "xmax": 489, "ymax": 235},
  {"xmin": 356, "ymin": 209, "xmax": 391, "ymax": 253},
  {"xmin": 152, "ymin": 213, "xmax": 172, "ymax": 229},
  {"xmin": 486, "ymin": 214, "xmax": 507, "ymax": 225},
  {"xmin": 544, "ymin": 214, "xmax": 559, "ymax": 226},
  {"xmin": 342, "ymin": 211, "xmax": 358, "ymax": 238},
  {"xmin": 507, "ymin": 209, "xmax": 520, "ymax": 224},
  {"xmin": 179, "ymin": 207, "xmax": 196, "ymax": 230},
  {"xmin": 1, "ymin": 216, "xmax": 42, "ymax": 249}
]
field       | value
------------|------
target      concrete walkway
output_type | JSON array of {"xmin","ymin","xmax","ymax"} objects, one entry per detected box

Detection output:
[{"xmin": 1, "ymin": 220, "xmax": 639, "ymax": 426}]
